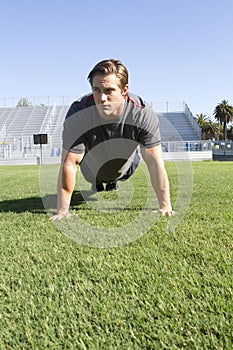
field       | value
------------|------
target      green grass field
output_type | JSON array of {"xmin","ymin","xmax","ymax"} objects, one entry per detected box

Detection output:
[{"xmin": 0, "ymin": 161, "xmax": 232, "ymax": 349}]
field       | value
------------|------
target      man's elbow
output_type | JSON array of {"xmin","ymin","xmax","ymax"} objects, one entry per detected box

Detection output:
[{"xmin": 141, "ymin": 146, "xmax": 164, "ymax": 167}]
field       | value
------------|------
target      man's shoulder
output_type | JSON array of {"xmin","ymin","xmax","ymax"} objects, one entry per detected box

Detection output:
[
  {"xmin": 127, "ymin": 92, "xmax": 151, "ymax": 109},
  {"xmin": 126, "ymin": 93, "xmax": 156, "ymax": 123},
  {"xmin": 66, "ymin": 93, "xmax": 95, "ymax": 119}
]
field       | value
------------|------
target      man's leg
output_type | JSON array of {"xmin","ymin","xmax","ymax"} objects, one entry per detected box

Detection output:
[
  {"xmin": 105, "ymin": 149, "xmax": 140, "ymax": 191},
  {"xmin": 118, "ymin": 148, "xmax": 140, "ymax": 181},
  {"xmin": 92, "ymin": 183, "xmax": 105, "ymax": 192},
  {"xmin": 80, "ymin": 159, "xmax": 104, "ymax": 192},
  {"xmin": 105, "ymin": 181, "xmax": 118, "ymax": 191}
]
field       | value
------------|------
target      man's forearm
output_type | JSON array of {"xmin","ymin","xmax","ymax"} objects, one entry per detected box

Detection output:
[
  {"xmin": 49, "ymin": 150, "xmax": 83, "ymax": 221},
  {"xmin": 56, "ymin": 163, "xmax": 77, "ymax": 214},
  {"xmin": 141, "ymin": 146, "xmax": 173, "ymax": 212},
  {"xmin": 57, "ymin": 185, "xmax": 73, "ymax": 215},
  {"xmin": 147, "ymin": 162, "xmax": 172, "ymax": 210}
]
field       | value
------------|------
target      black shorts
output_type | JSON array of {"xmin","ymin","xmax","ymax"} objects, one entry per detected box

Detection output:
[
  {"xmin": 118, "ymin": 149, "xmax": 140, "ymax": 181},
  {"xmin": 80, "ymin": 149, "xmax": 140, "ymax": 184}
]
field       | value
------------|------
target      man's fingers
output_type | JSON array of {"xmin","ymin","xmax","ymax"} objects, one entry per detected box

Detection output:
[
  {"xmin": 159, "ymin": 209, "xmax": 175, "ymax": 216},
  {"xmin": 152, "ymin": 209, "xmax": 175, "ymax": 216},
  {"xmin": 49, "ymin": 213, "xmax": 74, "ymax": 221}
]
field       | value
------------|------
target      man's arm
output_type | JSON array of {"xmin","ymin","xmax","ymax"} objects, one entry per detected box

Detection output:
[
  {"xmin": 140, "ymin": 144, "xmax": 174, "ymax": 216},
  {"xmin": 50, "ymin": 149, "xmax": 84, "ymax": 221}
]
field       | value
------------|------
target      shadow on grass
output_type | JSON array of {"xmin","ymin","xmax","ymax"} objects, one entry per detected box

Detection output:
[
  {"xmin": 0, "ymin": 190, "xmax": 149, "ymax": 214},
  {"xmin": 0, "ymin": 191, "xmax": 94, "ymax": 214}
]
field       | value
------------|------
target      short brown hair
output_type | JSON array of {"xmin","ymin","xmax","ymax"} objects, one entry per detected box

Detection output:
[{"xmin": 87, "ymin": 59, "xmax": 129, "ymax": 90}]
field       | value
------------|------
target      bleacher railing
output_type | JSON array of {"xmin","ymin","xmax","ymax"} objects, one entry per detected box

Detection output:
[
  {"xmin": 0, "ymin": 96, "xmax": 78, "ymax": 108},
  {"xmin": 1, "ymin": 97, "xmax": 187, "ymax": 112},
  {"xmin": 0, "ymin": 139, "xmax": 214, "ymax": 161},
  {"xmin": 184, "ymin": 103, "xmax": 202, "ymax": 139}
]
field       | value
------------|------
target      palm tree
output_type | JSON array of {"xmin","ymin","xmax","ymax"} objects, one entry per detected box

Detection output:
[
  {"xmin": 16, "ymin": 98, "xmax": 32, "ymax": 107},
  {"xmin": 213, "ymin": 100, "xmax": 233, "ymax": 140},
  {"xmin": 204, "ymin": 120, "xmax": 220, "ymax": 140},
  {"xmin": 195, "ymin": 113, "xmax": 221, "ymax": 140},
  {"xmin": 195, "ymin": 113, "xmax": 208, "ymax": 129},
  {"xmin": 227, "ymin": 125, "xmax": 233, "ymax": 141}
]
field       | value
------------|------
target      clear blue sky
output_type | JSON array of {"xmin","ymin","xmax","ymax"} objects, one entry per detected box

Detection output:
[{"xmin": 1, "ymin": 0, "xmax": 233, "ymax": 118}]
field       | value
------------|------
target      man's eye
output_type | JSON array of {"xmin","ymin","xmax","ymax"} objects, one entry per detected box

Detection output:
[{"xmin": 105, "ymin": 89, "xmax": 113, "ymax": 94}]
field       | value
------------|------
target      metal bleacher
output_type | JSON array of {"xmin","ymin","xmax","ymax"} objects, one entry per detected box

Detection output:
[
  {"xmin": 159, "ymin": 112, "xmax": 200, "ymax": 141},
  {"xmin": 0, "ymin": 101, "xmax": 205, "ymax": 164},
  {"xmin": 44, "ymin": 105, "xmax": 69, "ymax": 149}
]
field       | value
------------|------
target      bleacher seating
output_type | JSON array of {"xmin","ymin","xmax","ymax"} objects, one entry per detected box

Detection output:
[
  {"xmin": 44, "ymin": 105, "xmax": 69, "ymax": 148},
  {"xmin": 0, "ymin": 103, "xmax": 201, "ymax": 162},
  {"xmin": 0, "ymin": 107, "xmax": 19, "ymax": 132},
  {"xmin": 159, "ymin": 112, "xmax": 200, "ymax": 141},
  {"xmin": 23, "ymin": 106, "xmax": 50, "ymax": 136}
]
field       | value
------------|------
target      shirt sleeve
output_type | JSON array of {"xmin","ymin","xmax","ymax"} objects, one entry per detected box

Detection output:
[
  {"xmin": 62, "ymin": 94, "xmax": 94, "ymax": 153},
  {"xmin": 137, "ymin": 108, "xmax": 161, "ymax": 148},
  {"xmin": 65, "ymin": 101, "xmax": 80, "ymax": 119},
  {"xmin": 65, "ymin": 94, "xmax": 94, "ymax": 119},
  {"xmin": 62, "ymin": 104, "xmax": 92, "ymax": 154}
]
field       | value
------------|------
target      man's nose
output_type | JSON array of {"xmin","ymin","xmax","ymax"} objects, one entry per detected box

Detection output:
[{"xmin": 100, "ymin": 93, "xmax": 107, "ymax": 102}]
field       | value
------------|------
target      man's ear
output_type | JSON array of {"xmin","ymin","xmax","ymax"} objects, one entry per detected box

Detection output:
[{"xmin": 122, "ymin": 84, "xmax": 129, "ymax": 96}]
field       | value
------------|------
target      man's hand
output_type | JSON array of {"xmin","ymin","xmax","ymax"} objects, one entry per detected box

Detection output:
[
  {"xmin": 53, "ymin": 150, "xmax": 84, "ymax": 223},
  {"xmin": 49, "ymin": 212, "xmax": 74, "ymax": 221},
  {"xmin": 152, "ymin": 208, "xmax": 175, "ymax": 216},
  {"xmin": 141, "ymin": 146, "xmax": 174, "ymax": 216},
  {"xmin": 158, "ymin": 208, "xmax": 175, "ymax": 216}
]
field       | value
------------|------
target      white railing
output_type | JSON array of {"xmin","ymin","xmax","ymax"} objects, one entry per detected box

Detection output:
[
  {"xmin": 1, "ymin": 97, "xmax": 189, "ymax": 112},
  {"xmin": 0, "ymin": 139, "xmax": 213, "ymax": 161},
  {"xmin": 161, "ymin": 140, "xmax": 212, "ymax": 153},
  {"xmin": 151, "ymin": 101, "xmax": 185, "ymax": 113},
  {"xmin": 0, "ymin": 96, "xmax": 78, "ymax": 108},
  {"xmin": 184, "ymin": 103, "xmax": 202, "ymax": 139}
]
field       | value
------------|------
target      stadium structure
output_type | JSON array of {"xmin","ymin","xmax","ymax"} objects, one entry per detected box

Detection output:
[{"xmin": 0, "ymin": 100, "xmax": 213, "ymax": 165}]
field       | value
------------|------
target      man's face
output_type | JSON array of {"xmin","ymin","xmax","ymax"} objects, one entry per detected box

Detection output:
[{"xmin": 92, "ymin": 73, "xmax": 128, "ymax": 119}]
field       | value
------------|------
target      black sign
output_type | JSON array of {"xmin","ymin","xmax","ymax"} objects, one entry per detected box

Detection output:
[{"xmin": 33, "ymin": 134, "xmax": 48, "ymax": 145}]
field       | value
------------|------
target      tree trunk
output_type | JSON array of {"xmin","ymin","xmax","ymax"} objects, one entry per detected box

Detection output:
[{"xmin": 224, "ymin": 122, "xmax": 227, "ymax": 140}]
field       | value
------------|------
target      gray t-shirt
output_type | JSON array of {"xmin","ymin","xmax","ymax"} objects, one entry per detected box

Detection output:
[{"xmin": 63, "ymin": 92, "xmax": 161, "ymax": 182}]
